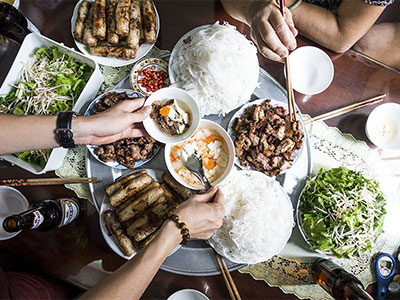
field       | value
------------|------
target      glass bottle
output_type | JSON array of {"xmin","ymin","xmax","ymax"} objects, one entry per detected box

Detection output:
[
  {"xmin": 3, "ymin": 198, "xmax": 83, "ymax": 232},
  {"xmin": 312, "ymin": 258, "xmax": 374, "ymax": 300}
]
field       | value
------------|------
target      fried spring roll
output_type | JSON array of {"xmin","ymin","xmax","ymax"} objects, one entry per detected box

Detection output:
[
  {"xmin": 125, "ymin": 196, "xmax": 167, "ymax": 236},
  {"xmin": 142, "ymin": 0, "xmax": 157, "ymax": 44},
  {"xmin": 127, "ymin": 0, "xmax": 141, "ymax": 50},
  {"xmin": 89, "ymin": 46, "xmax": 137, "ymax": 59},
  {"xmin": 116, "ymin": 181, "xmax": 159, "ymax": 215},
  {"xmin": 83, "ymin": 4, "xmax": 97, "ymax": 46},
  {"xmin": 103, "ymin": 210, "xmax": 135, "ymax": 256},
  {"xmin": 74, "ymin": 1, "xmax": 91, "ymax": 42},
  {"xmin": 106, "ymin": 0, "xmax": 119, "ymax": 45},
  {"xmin": 118, "ymin": 185, "xmax": 164, "ymax": 222},
  {"xmin": 163, "ymin": 172, "xmax": 194, "ymax": 201},
  {"xmin": 128, "ymin": 198, "xmax": 179, "ymax": 241},
  {"xmin": 137, "ymin": 228, "xmax": 159, "ymax": 249},
  {"xmin": 93, "ymin": 0, "xmax": 106, "ymax": 40},
  {"xmin": 132, "ymin": 219, "xmax": 163, "ymax": 242},
  {"xmin": 115, "ymin": 0, "xmax": 131, "ymax": 38},
  {"xmin": 109, "ymin": 174, "xmax": 152, "ymax": 207},
  {"xmin": 106, "ymin": 169, "xmax": 147, "ymax": 196}
]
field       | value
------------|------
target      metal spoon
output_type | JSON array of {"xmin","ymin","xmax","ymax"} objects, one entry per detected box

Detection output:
[{"xmin": 181, "ymin": 148, "xmax": 212, "ymax": 190}]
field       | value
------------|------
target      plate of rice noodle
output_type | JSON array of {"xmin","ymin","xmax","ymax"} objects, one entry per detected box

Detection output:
[
  {"xmin": 169, "ymin": 22, "xmax": 259, "ymax": 117},
  {"xmin": 208, "ymin": 170, "xmax": 294, "ymax": 264}
]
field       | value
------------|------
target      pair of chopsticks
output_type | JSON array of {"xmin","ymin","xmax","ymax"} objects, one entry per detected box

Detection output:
[
  {"xmin": 278, "ymin": 0, "xmax": 296, "ymax": 123},
  {"xmin": 215, "ymin": 252, "xmax": 242, "ymax": 300},
  {"xmin": 304, "ymin": 94, "xmax": 386, "ymax": 125},
  {"xmin": 0, "ymin": 177, "xmax": 100, "ymax": 187}
]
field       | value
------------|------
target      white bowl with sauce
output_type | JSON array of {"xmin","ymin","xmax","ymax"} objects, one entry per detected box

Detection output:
[
  {"xmin": 143, "ymin": 87, "xmax": 200, "ymax": 144},
  {"xmin": 165, "ymin": 119, "xmax": 235, "ymax": 190},
  {"xmin": 365, "ymin": 103, "xmax": 400, "ymax": 150}
]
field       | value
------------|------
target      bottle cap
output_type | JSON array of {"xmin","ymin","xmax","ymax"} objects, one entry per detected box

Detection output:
[{"xmin": 388, "ymin": 282, "xmax": 400, "ymax": 294}]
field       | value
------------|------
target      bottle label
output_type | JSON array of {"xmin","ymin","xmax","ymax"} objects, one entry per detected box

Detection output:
[
  {"xmin": 31, "ymin": 210, "xmax": 44, "ymax": 229},
  {"xmin": 319, "ymin": 260, "xmax": 342, "ymax": 272},
  {"xmin": 59, "ymin": 199, "xmax": 80, "ymax": 227}
]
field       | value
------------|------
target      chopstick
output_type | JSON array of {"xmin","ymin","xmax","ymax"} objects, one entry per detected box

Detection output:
[
  {"xmin": 303, "ymin": 94, "xmax": 386, "ymax": 125},
  {"xmin": 0, "ymin": 177, "xmax": 100, "ymax": 186},
  {"xmin": 215, "ymin": 252, "xmax": 242, "ymax": 300},
  {"xmin": 279, "ymin": 0, "xmax": 296, "ymax": 123}
]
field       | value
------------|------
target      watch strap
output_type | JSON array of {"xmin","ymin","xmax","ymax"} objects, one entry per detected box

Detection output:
[{"xmin": 56, "ymin": 111, "xmax": 77, "ymax": 149}]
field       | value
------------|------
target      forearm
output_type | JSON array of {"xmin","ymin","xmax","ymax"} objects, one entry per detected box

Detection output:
[
  {"xmin": 288, "ymin": 0, "xmax": 385, "ymax": 53},
  {"xmin": 0, "ymin": 114, "xmax": 59, "ymax": 155},
  {"xmin": 80, "ymin": 221, "xmax": 181, "ymax": 300},
  {"xmin": 0, "ymin": 114, "xmax": 94, "ymax": 155}
]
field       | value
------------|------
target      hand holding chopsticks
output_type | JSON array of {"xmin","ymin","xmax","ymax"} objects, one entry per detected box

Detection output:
[
  {"xmin": 215, "ymin": 252, "xmax": 242, "ymax": 300},
  {"xmin": 304, "ymin": 94, "xmax": 386, "ymax": 125},
  {"xmin": 0, "ymin": 177, "xmax": 100, "ymax": 187}
]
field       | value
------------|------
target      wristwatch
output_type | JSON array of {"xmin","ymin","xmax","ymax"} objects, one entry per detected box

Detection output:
[{"xmin": 56, "ymin": 111, "xmax": 77, "ymax": 148}]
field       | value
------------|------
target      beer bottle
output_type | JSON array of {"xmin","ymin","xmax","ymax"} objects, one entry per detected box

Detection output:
[
  {"xmin": 0, "ymin": 2, "xmax": 39, "ymax": 44},
  {"xmin": 3, "ymin": 198, "xmax": 83, "ymax": 232},
  {"xmin": 312, "ymin": 258, "xmax": 374, "ymax": 300}
]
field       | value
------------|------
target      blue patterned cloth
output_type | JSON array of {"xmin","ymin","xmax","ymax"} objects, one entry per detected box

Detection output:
[{"xmin": 304, "ymin": 0, "xmax": 393, "ymax": 12}]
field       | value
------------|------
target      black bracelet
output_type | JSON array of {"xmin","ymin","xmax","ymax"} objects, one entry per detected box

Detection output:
[
  {"xmin": 56, "ymin": 111, "xmax": 77, "ymax": 149},
  {"xmin": 168, "ymin": 212, "xmax": 190, "ymax": 245}
]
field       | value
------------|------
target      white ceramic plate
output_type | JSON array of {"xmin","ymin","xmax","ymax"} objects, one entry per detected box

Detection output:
[
  {"xmin": 71, "ymin": 0, "xmax": 160, "ymax": 67},
  {"xmin": 164, "ymin": 119, "xmax": 235, "ymax": 190},
  {"xmin": 99, "ymin": 169, "xmax": 180, "ymax": 259},
  {"xmin": 168, "ymin": 25, "xmax": 210, "ymax": 84},
  {"xmin": 143, "ymin": 87, "xmax": 200, "ymax": 144},
  {"xmin": 208, "ymin": 170, "xmax": 294, "ymax": 264},
  {"xmin": 167, "ymin": 289, "xmax": 209, "ymax": 300},
  {"xmin": 287, "ymin": 46, "xmax": 334, "ymax": 95},
  {"xmin": 0, "ymin": 187, "xmax": 29, "ymax": 240},
  {"xmin": 227, "ymin": 98, "xmax": 305, "ymax": 176},
  {"xmin": 84, "ymin": 89, "xmax": 160, "ymax": 169}
]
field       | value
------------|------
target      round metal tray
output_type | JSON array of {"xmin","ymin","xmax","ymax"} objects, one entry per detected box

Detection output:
[{"xmin": 86, "ymin": 67, "xmax": 312, "ymax": 275}]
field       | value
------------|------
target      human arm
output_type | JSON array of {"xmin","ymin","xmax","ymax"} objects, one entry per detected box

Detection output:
[
  {"xmin": 285, "ymin": 0, "xmax": 386, "ymax": 53},
  {"xmin": 79, "ymin": 187, "xmax": 224, "ymax": 300},
  {"xmin": 0, "ymin": 97, "xmax": 150, "ymax": 155},
  {"xmin": 220, "ymin": 0, "xmax": 297, "ymax": 61}
]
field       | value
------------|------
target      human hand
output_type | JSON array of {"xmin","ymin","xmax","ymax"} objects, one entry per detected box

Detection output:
[
  {"xmin": 174, "ymin": 186, "xmax": 224, "ymax": 239},
  {"xmin": 72, "ymin": 98, "xmax": 151, "ymax": 145},
  {"xmin": 247, "ymin": 1, "xmax": 297, "ymax": 61}
]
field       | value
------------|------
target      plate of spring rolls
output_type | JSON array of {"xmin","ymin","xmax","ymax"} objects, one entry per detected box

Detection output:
[
  {"xmin": 71, "ymin": 0, "xmax": 160, "ymax": 66},
  {"xmin": 100, "ymin": 169, "xmax": 194, "ymax": 259}
]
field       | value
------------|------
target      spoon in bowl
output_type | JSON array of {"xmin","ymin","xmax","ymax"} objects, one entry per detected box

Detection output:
[{"xmin": 181, "ymin": 147, "xmax": 212, "ymax": 190}]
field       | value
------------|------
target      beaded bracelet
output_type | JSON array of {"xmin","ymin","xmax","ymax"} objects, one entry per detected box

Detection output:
[{"xmin": 168, "ymin": 212, "xmax": 190, "ymax": 245}]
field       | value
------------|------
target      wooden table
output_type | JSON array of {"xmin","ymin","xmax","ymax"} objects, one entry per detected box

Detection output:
[{"xmin": 1, "ymin": 0, "xmax": 399, "ymax": 299}]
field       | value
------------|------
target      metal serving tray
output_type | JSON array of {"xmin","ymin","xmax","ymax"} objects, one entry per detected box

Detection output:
[{"xmin": 86, "ymin": 67, "xmax": 312, "ymax": 276}]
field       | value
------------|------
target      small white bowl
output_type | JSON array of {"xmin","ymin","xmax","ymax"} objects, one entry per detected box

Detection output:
[
  {"xmin": 287, "ymin": 46, "xmax": 334, "ymax": 95},
  {"xmin": 167, "ymin": 289, "xmax": 209, "ymax": 300},
  {"xmin": 0, "ymin": 186, "xmax": 29, "ymax": 240},
  {"xmin": 165, "ymin": 119, "xmax": 235, "ymax": 190},
  {"xmin": 143, "ymin": 87, "xmax": 200, "ymax": 144},
  {"xmin": 365, "ymin": 103, "xmax": 400, "ymax": 150}
]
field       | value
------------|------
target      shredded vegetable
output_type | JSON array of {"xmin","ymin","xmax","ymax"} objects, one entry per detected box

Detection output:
[
  {"xmin": 299, "ymin": 167, "xmax": 386, "ymax": 258},
  {"xmin": 0, "ymin": 46, "xmax": 93, "ymax": 167}
]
